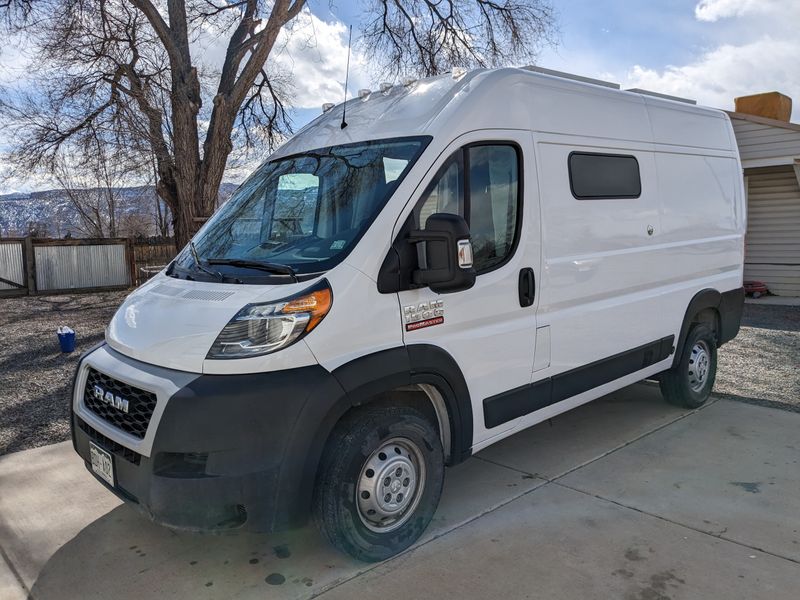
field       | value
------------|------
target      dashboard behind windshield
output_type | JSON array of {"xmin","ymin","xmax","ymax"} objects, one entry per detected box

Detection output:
[{"xmin": 172, "ymin": 136, "xmax": 431, "ymax": 281}]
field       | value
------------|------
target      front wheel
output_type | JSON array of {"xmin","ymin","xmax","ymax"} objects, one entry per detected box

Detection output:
[
  {"xmin": 313, "ymin": 405, "xmax": 444, "ymax": 562},
  {"xmin": 660, "ymin": 323, "xmax": 717, "ymax": 408}
]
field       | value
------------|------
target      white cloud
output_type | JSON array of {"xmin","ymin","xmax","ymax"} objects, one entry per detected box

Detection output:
[
  {"xmin": 271, "ymin": 11, "xmax": 369, "ymax": 109},
  {"xmin": 622, "ymin": 37, "xmax": 800, "ymax": 118},
  {"xmin": 694, "ymin": 0, "xmax": 775, "ymax": 22},
  {"xmin": 194, "ymin": 9, "xmax": 369, "ymax": 111},
  {"xmin": 617, "ymin": 1, "xmax": 800, "ymax": 121},
  {"xmin": 0, "ymin": 32, "xmax": 33, "ymax": 86}
]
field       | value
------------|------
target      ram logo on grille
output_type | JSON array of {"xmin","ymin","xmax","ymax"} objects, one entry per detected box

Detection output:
[{"xmin": 93, "ymin": 385, "xmax": 130, "ymax": 414}]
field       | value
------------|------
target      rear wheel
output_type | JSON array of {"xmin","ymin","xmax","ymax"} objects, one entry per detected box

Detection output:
[
  {"xmin": 313, "ymin": 405, "xmax": 444, "ymax": 562},
  {"xmin": 660, "ymin": 323, "xmax": 717, "ymax": 408}
]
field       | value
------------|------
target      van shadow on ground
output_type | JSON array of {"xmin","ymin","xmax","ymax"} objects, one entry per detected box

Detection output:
[{"xmin": 25, "ymin": 385, "xmax": 691, "ymax": 600}]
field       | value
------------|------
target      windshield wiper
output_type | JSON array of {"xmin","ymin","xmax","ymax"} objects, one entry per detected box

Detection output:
[
  {"xmin": 207, "ymin": 258, "xmax": 298, "ymax": 282},
  {"xmin": 189, "ymin": 241, "xmax": 225, "ymax": 282}
]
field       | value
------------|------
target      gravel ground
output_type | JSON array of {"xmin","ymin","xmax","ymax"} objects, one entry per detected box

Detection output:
[
  {"xmin": 0, "ymin": 291, "xmax": 128, "ymax": 455},
  {"xmin": 0, "ymin": 295, "xmax": 797, "ymax": 456},
  {"xmin": 715, "ymin": 303, "xmax": 800, "ymax": 407}
]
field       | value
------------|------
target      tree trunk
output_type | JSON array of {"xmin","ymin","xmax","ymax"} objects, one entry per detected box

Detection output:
[{"xmin": 164, "ymin": 180, "xmax": 218, "ymax": 249}]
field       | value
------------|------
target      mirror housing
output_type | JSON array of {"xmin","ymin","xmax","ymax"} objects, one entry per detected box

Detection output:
[{"xmin": 408, "ymin": 213, "xmax": 476, "ymax": 294}]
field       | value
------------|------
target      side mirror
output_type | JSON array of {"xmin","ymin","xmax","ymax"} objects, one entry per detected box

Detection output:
[{"xmin": 408, "ymin": 213, "xmax": 476, "ymax": 294}]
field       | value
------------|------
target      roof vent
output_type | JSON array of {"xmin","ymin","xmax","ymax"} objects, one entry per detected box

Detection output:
[
  {"xmin": 322, "ymin": 102, "xmax": 335, "ymax": 113},
  {"xmin": 522, "ymin": 66, "xmax": 620, "ymax": 89},
  {"xmin": 626, "ymin": 88, "xmax": 696, "ymax": 105},
  {"xmin": 379, "ymin": 82, "xmax": 393, "ymax": 93},
  {"xmin": 358, "ymin": 88, "xmax": 371, "ymax": 99},
  {"xmin": 402, "ymin": 76, "xmax": 417, "ymax": 87}
]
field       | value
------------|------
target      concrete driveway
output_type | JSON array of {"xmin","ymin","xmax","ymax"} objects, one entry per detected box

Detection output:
[{"xmin": 1, "ymin": 385, "xmax": 798, "ymax": 599}]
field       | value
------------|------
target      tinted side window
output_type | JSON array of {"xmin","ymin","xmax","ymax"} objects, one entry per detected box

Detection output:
[
  {"xmin": 416, "ymin": 153, "xmax": 464, "ymax": 227},
  {"xmin": 415, "ymin": 144, "xmax": 521, "ymax": 273},
  {"xmin": 468, "ymin": 145, "xmax": 519, "ymax": 271},
  {"xmin": 568, "ymin": 152, "xmax": 641, "ymax": 199}
]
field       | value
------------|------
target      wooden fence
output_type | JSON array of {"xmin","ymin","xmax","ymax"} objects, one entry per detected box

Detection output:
[{"xmin": 131, "ymin": 241, "xmax": 177, "ymax": 286}]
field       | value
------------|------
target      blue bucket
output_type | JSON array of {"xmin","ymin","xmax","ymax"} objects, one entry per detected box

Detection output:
[{"xmin": 58, "ymin": 330, "xmax": 76, "ymax": 353}]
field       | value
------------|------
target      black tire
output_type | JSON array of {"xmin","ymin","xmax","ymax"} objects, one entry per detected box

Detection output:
[
  {"xmin": 660, "ymin": 323, "xmax": 717, "ymax": 408},
  {"xmin": 313, "ymin": 405, "xmax": 444, "ymax": 562}
]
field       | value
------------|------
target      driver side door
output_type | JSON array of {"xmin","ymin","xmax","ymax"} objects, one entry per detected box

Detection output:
[{"xmin": 397, "ymin": 130, "xmax": 540, "ymax": 447}]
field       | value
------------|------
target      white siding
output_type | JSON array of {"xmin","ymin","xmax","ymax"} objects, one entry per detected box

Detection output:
[
  {"xmin": 732, "ymin": 117, "xmax": 800, "ymax": 162},
  {"xmin": 744, "ymin": 166, "xmax": 800, "ymax": 296}
]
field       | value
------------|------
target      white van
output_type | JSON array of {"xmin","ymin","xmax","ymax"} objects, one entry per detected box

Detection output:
[{"xmin": 71, "ymin": 67, "xmax": 745, "ymax": 562}]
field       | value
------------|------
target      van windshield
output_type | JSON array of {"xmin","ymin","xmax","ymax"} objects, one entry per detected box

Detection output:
[{"xmin": 172, "ymin": 136, "xmax": 430, "ymax": 281}]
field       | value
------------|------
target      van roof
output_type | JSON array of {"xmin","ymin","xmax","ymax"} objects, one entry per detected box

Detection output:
[{"xmin": 271, "ymin": 67, "xmax": 735, "ymax": 160}]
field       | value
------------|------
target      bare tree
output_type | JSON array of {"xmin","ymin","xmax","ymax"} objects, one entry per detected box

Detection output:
[
  {"xmin": 361, "ymin": 0, "xmax": 557, "ymax": 78},
  {"xmin": 118, "ymin": 211, "xmax": 152, "ymax": 238},
  {"xmin": 1, "ymin": 0, "xmax": 556, "ymax": 249},
  {"xmin": 52, "ymin": 148, "xmax": 126, "ymax": 238},
  {"xmin": 0, "ymin": 0, "xmax": 32, "ymax": 21}
]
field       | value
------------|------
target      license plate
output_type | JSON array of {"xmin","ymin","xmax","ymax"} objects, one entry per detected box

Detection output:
[{"xmin": 89, "ymin": 442, "xmax": 114, "ymax": 487}]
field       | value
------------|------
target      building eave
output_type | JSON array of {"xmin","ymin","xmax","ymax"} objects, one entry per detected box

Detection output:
[{"xmin": 726, "ymin": 110, "xmax": 800, "ymax": 133}]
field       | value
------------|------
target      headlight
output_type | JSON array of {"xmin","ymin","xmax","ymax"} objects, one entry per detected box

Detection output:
[{"xmin": 207, "ymin": 280, "xmax": 332, "ymax": 359}]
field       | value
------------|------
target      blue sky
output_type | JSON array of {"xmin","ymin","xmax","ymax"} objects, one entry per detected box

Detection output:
[{"xmin": 2, "ymin": 0, "xmax": 799, "ymax": 192}]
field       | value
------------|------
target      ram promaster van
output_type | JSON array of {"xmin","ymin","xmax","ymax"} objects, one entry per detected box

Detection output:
[{"xmin": 71, "ymin": 67, "xmax": 745, "ymax": 562}]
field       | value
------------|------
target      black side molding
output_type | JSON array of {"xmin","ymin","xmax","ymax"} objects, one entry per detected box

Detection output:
[{"xmin": 483, "ymin": 335, "xmax": 675, "ymax": 429}]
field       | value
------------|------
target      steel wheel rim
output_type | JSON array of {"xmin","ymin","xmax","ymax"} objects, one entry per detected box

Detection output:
[
  {"xmin": 356, "ymin": 437, "xmax": 426, "ymax": 533},
  {"xmin": 687, "ymin": 340, "xmax": 711, "ymax": 392}
]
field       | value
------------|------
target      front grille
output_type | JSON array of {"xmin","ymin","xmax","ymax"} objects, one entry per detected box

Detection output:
[
  {"xmin": 76, "ymin": 417, "xmax": 142, "ymax": 465},
  {"xmin": 83, "ymin": 368, "xmax": 157, "ymax": 439}
]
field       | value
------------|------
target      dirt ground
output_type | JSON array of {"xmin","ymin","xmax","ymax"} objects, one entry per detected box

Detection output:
[
  {"xmin": 0, "ymin": 292, "xmax": 798, "ymax": 455},
  {"xmin": 0, "ymin": 291, "xmax": 128, "ymax": 454}
]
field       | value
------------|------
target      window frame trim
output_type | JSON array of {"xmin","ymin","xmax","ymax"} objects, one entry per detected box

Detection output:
[{"xmin": 567, "ymin": 151, "xmax": 642, "ymax": 200}]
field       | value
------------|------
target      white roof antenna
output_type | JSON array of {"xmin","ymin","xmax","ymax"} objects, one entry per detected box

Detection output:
[{"xmin": 340, "ymin": 25, "xmax": 353, "ymax": 129}]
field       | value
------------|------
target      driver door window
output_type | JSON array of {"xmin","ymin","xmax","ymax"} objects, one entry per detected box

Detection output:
[{"xmin": 415, "ymin": 144, "xmax": 521, "ymax": 273}]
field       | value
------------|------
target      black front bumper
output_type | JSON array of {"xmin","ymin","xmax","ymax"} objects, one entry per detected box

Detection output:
[{"xmin": 73, "ymin": 363, "xmax": 347, "ymax": 533}]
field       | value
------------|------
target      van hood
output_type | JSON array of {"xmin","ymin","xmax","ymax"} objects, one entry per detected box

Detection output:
[{"xmin": 105, "ymin": 274, "xmax": 307, "ymax": 373}]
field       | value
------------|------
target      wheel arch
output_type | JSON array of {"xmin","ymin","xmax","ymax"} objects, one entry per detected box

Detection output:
[
  {"xmin": 673, "ymin": 287, "xmax": 743, "ymax": 368},
  {"xmin": 276, "ymin": 345, "xmax": 473, "ymax": 530},
  {"xmin": 673, "ymin": 289, "xmax": 721, "ymax": 368}
]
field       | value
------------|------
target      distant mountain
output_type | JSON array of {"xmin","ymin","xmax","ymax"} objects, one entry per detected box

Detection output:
[{"xmin": 0, "ymin": 183, "xmax": 239, "ymax": 238}]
